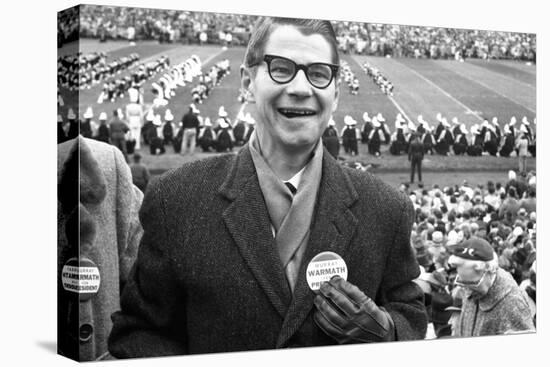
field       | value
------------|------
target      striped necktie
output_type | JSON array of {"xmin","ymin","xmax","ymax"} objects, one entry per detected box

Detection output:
[{"xmin": 284, "ymin": 182, "xmax": 297, "ymax": 195}]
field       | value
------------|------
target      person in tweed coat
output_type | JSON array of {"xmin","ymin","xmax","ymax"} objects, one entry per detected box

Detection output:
[
  {"xmin": 448, "ymin": 237, "xmax": 535, "ymax": 337},
  {"xmin": 108, "ymin": 17, "xmax": 426, "ymax": 358},
  {"xmin": 58, "ymin": 136, "xmax": 143, "ymax": 361}
]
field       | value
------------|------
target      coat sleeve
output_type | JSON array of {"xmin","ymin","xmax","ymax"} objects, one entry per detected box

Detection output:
[
  {"xmin": 377, "ymin": 197, "xmax": 427, "ymax": 340},
  {"xmin": 108, "ymin": 178, "xmax": 188, "ymax": 358}
]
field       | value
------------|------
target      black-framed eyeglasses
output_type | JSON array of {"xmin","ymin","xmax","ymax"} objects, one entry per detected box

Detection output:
[
  {"xmin": 454, "ymin": 271, "xmax": 487, "ymax": 288},
  {"xmin": 249, "ymin": 54, "xmax": 339, "ymax": 89}
]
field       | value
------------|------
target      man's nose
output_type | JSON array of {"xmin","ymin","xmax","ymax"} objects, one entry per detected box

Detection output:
[{"xmin": 286, "ymin": 69, "xmax": 313, "ymax": 97}]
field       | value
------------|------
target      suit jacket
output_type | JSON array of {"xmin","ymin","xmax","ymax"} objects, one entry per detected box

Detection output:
[{"xmin": 109, "ymin": 145, "xmax": 427, "ymax": 358}]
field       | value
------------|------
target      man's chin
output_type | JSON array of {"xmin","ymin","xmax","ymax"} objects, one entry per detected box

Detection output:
[{"xmin": 278, "ymin": 132, "xmax": 320, "ymax": 151}]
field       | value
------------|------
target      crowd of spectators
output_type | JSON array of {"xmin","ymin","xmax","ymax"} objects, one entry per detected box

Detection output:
[
  {"xmin": 77, "ymin": 5, "xmax": 255, "ymax": 46},
  {"xmin": 334, "ymin": 22, "xmax": 536, "ymax": 62},
  {"xmin": 59, "ymin": 5, "xmax": 537, "ymax": 62},
  {"xmin": 403, "ymin": 172, "xmax": 536, "ymax": 337}
]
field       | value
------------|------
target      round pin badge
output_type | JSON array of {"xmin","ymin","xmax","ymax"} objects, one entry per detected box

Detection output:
[
  {"xmin": 61, "ymin": 257, "xmax": 101, "ymax": 302},
  {"xmin": 306, "ymin": 251, "xmax": 348, "ymax": 291}
]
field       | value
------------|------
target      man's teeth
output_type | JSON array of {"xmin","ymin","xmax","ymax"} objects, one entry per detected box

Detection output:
[{"xmin": 279, "ymin": 109, "xmax": 316, "ymax": 117}]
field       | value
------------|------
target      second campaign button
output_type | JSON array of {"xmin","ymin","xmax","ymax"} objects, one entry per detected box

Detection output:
[{"xmin": 306, "ymin": 251, "xmax": 348, "ymax": 291}]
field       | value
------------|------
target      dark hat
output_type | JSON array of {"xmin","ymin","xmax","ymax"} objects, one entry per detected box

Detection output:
[{"xmin": 453, "ymin": 237, "xmax": 494, "ymax": 261}]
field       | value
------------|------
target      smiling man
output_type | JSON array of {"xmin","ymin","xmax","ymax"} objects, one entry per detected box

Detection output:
[{"xmin": 109, "ymin": 17, "xmax": 426, "ymax": 358}]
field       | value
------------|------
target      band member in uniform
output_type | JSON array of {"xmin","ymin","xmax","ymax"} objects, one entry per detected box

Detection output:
[
  {"xmin": 416, "ymin": 115, "xmax": 426, "ymax": 136},
  {"xmin": 451, "ymin": 117, "xmax": 461, "ymax": 139},
  {"xmin": 368, "ymin": 117, "xmax": 385, "ymax": 157},
  {"xmin": 81, "ymin": 107, "xmax": 94, "ymax": 139},
  {"xmin": 422, "ymin": 124, "xmax": 436, "ymax": 155},
  {"xmin": 492, "ymin": 117, "xmax": 501, "ymax": 142},
  {"xmin": 435, "ymin": 118, "xmax": 452, "ymax": 156},
  {"xmin": 434, "ymin": 112, "xmax": 444, "ymax": 141},
  {"xmin": 483, "ymin": 122, "xmax": 499, "ymax": 156},
  {"xmin": 452, "ymin": 123, "xmax": 468, "ymax": 156},
  {"xmin": 148, "ymin": 115, "xmax": 166, "ymax": 155},
  {"xmin": 233, "ymin": 111, "xmax": 248, "ymax": 146},
  {"xmin": 377, "ymin": 113, "xmax": 391, "ymax": 145},
  {"xmin": 126, "ymin": 88, "xmax": 144, "ymax": 150},
  {"xmin": 389, "ymin": 113, "xmax": 407, "ymax": 155},
  {"xmin": 162, "ymin": 109, "xmax": 175, "ymax": 147},
  {"xmin": 215, "ymin": 119, "xmax": 235, "ymax": 152},
  {"xmin": 341, "ymin": 115, "xmax": 360, "ymax": 156},
  {"xmin": 499, "ymin": 124, "xmax": 515, "ymax": 158},
  {"xmin": 322, "ymin": 117, "xmax": 340, "ymax": 159},
  {"xmin": 96, "ymin": 112, "xmax": 110, "ymax": 144},
  {"xmin": 198, "ymin": 117, "xmax": 216, "ymax": 152},
  {"xmin": 360, "ymin": 112, "xmax": 372, "ymax": 144},
  {"xmin": 467, "ymin": 125, "xmax": 483, "ymax": 156}
]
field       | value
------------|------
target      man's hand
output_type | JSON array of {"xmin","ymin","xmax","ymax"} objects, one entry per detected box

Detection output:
[{"xmin": 313, "ymin": 276, "xmax": 395, "ymax": 344}]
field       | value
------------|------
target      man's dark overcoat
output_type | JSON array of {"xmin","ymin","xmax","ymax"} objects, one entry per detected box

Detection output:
[{"xmin": 109, "ymin": 145, "xmax": 427, "ymax": 357}]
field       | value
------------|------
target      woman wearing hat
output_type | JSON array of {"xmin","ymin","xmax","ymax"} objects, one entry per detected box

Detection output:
[{"xmin": 448, "ymin": 237, "xmax": 534, "ymax": 336}]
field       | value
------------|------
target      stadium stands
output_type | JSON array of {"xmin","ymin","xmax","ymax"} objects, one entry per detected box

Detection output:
[{"xmin": 62, "ymin": 5, "xmax": 536, "ymax": 62}]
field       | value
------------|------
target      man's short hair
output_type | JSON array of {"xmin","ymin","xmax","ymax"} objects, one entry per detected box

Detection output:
[{"xmin": 243, "ymin": 17, "xmax": 340, "ymax": 68}]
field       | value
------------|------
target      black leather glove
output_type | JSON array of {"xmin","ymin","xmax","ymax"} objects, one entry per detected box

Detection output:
[{"xmin": 313, "ymin": 276, "xmax": 395, "ymax": 343}]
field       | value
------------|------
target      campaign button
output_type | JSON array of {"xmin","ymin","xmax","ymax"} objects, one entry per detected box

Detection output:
[
  {"xmin": 61, "ymin": 257, "xmax": 101, "ymax": 302},
  {"xmin": 306, "ymin": 251, "xmax": 348, "ymax": 291}
]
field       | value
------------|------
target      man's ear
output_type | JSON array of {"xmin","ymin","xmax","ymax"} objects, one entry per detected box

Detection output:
[{"xmin": 240, "ymin": 64, "xmax": 255, "ymax": 103}]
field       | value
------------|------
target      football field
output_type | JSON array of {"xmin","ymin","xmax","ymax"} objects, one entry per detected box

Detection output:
[{"xmin": 58, "ymin": 39, "xmax": 536, "ymax": 187}]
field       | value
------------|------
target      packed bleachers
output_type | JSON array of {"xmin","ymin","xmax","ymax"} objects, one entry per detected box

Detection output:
[
  {"xmin": 404, "ymin": 171, "xmax": 536, "ymax": 337},
  {"xmin": 63, "ymin": 5, "xmax": 536, "ymax": 62}
]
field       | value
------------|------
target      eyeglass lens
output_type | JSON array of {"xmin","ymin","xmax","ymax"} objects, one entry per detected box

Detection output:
[{"xmin": 268, "ymin": 57, "xmax": 333, "ymax": 88}]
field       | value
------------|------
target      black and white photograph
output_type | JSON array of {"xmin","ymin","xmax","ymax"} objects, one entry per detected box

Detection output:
[
  {"xmin": 3, "ymin": 0, "xmax": 547, "ymax": 366},
  {"xmin": 56, "ymin": 2, "xmax": 539, "ymax": 362}
]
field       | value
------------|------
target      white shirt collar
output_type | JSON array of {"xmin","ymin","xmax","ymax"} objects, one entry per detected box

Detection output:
[{"xmin": 283, "ymin": 165, "xmax": 305, "ymax": 191}]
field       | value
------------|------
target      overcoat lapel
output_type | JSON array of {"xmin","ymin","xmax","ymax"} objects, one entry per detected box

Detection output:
[
  {"xmin": 219, "ymin": 146, "xmax": 292, "ymax": 319},
  {"xmin": 276, "ymin": 151, "xmax": 359, "ymax": 347}
]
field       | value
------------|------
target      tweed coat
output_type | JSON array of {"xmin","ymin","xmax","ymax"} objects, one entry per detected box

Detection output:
[
  {"xmin": 108, "ymin": 144, "xmax": 427, "ymax": 357},
  {"xmin": 58, "ymin": 137, "xmax": 143, "ymax": 361},
  {"xmin": 455, "ymin": 268, "xmax": 535, "ymax": 337}
]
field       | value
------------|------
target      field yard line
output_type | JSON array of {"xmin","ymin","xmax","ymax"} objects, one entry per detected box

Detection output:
[
  {"xmin": 398, "ymin": 62, "xmax": 484, "ymax": 122},
  {"xmin": 388, "ymin": 95, "xmax": 413, "ymax": 125},
  {"xmin": 487, "ymin": 72, "xmax": 535, "ymax": 90},
  {"xmin": 201, "ymin": 48, "xmax": 227, "ymax": 66},
  {"xmin": 454, "ymin": 72, "xmax": 536, "ymax": 114}
]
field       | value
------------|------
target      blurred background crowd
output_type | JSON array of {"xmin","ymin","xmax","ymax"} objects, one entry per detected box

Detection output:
[{"xmin": 58, "ymin": 5, "xmax": 536, "ymax": 62}]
